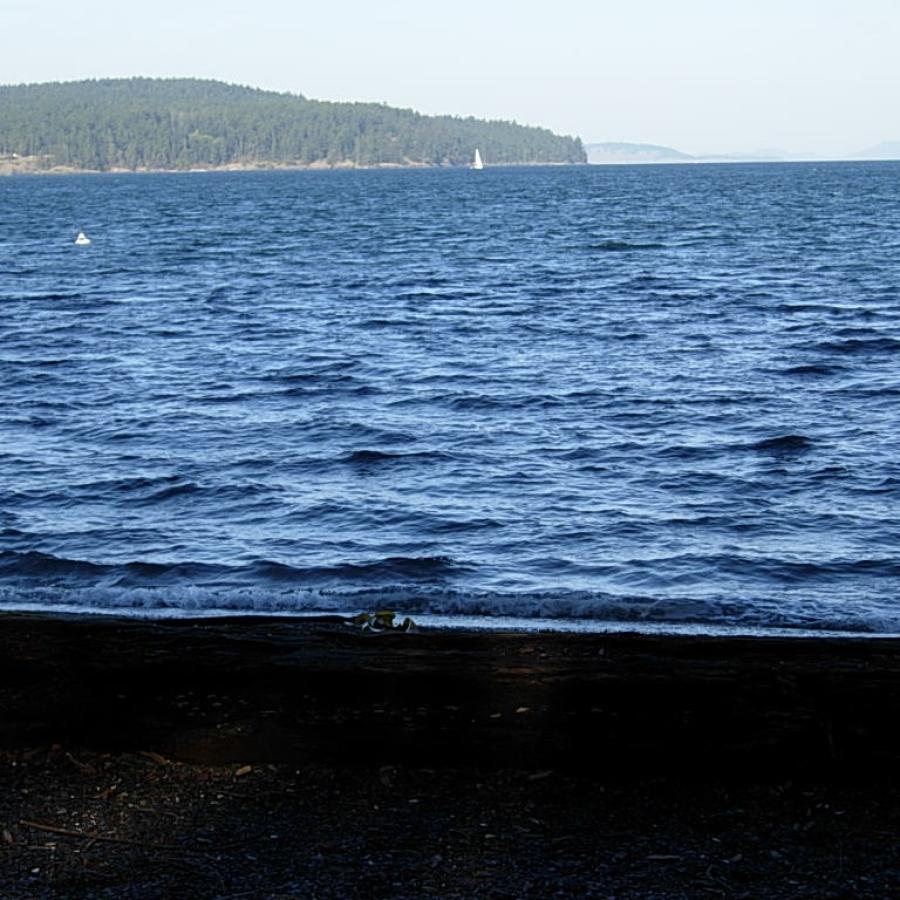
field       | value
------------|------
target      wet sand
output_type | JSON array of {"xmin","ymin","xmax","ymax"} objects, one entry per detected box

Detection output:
[{"xmin": 1, "ymin": 613, "xmax": 898, "ymax": 897}]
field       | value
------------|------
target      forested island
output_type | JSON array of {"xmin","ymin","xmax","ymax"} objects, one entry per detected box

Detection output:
[{"xmin": 0, "ymin": 78, "xmax": 586, "ymax": 173}]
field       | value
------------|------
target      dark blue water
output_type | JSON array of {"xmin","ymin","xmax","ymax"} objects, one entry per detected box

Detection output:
[{"xmin": 2, "ymin": 163, "xmax": 899, "ymax": 632}]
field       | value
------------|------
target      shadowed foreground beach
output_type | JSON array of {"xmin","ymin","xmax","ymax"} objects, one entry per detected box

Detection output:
[{"xmin": 1, "ymin": 614, "xmax": 898, "ymax": 898}]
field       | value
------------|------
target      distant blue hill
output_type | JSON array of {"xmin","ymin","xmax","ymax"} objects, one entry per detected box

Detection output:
[
  {"xmin": 586, "ymin": 142, "xmax": 804, "ymax": 165},
  {"xmin": 852, "ymin": 142, "xmax": 900, "ymax": 160},
  {"xmin": 585, "ymin": 142, "xmax": 694, "ymax": 164}
]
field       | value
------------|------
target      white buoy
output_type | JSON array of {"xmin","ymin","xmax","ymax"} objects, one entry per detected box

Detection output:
[{"xmin": 74, "ymin": 231, "xmax": 91, "ymax": 246}]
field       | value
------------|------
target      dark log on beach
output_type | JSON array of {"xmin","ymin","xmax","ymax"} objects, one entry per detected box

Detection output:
[{"xmin": 1, "ymin": 614, "xmax": 898, "ymax": 777}]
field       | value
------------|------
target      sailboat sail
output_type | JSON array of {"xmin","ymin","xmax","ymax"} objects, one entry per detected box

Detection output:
[{"xmin": 473, "ymin": 148, "xmax": 484, "ymax": 170}]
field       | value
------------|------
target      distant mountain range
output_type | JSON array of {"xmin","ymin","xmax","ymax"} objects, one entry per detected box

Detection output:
[
  {"xmin": 851, "ymin": 141, "xmax": 900, "ymax": 160},
  {"xmin": 0, "ymin": 78, "xmax": 586, "ymax": 173},
  {"xmin": 587, "ymin": 141, "xmax": 900, "ymax": 165},
  {"xmin": 585, "ymin": 143, "xmax": 693, "ymax": 164},
  {"xmin": 586, "ymin": 142, "xmax": 790, "ymax": 165}
]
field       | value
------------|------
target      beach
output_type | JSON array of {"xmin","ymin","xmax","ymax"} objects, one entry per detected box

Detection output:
[{"xmin": 1, "ymin": 614, "xmax": 898, "ymax": 897}]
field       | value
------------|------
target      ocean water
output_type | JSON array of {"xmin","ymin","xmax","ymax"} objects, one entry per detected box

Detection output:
[{"xmin": 1, "ymin": 163, "xmax": 899, "ymax": 633}]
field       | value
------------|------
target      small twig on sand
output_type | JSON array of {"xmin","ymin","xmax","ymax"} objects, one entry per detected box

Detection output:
[
  {"xmin": 139, "ymin": 750, "xmax": 172, "ymax": 766},
  {"xmin": 65, "ymin": 752, "xmax": 96, "ymax": 774}
]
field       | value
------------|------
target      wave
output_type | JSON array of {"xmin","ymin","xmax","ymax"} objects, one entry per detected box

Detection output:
[
  {"xmin": 6, "ymin": 291, "xmax": 85, "ymax": 303},
  {"xmin": 50, "ymin": 476, "xmax": 275, "ymax": 507},
  {"xmin": 590, "ymin": 240, "xmax": 666, "ymax": 252},
  {"xmin": 0, "ymin": 550, "xmax": 107, "ymax": 579},
  {"xmin": 340, "ymin": 449, "xmax": 455, "ymax": 466},
  {"xmin": 807, "ymin": 337, "xmax": 900, "ymax": 355},
  {"xmin": 653, "ymin": 434, "xmax": 816, "ymax": 460},
  {"xmin": 134, "ymin": 481, "xmax": 204, "ymax": 504},
  {"xmin": 1, "ymin": 550, "xmax": 899, "ymax": 633},
  {"xmin": 748, "ymin": 434, "xmax": 815, "ymax": 455},
  {"xmin": 0, "ymin": 550, "xmax": 464, "ymax": 586},
  {"xmin": 247, "ymin": 556, "xmax": 462, "ymax": 582},
  {"xmin": 779, "ymin": 363, "xmax": 846, "ymax": 377},
  {"xmin": 0, "ymin": 581, "xmax": 897, "ymax": 634},
  {"xmin": 279, "ymin": 381, "xmax": 380, "ymax": 398}
]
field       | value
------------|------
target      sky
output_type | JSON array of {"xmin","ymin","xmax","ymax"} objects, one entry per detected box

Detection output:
[{"xmin": 3, "ymin": 0, "xmax": 899, "ymax": 158}]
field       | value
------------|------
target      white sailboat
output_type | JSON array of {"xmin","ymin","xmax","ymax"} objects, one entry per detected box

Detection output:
[
  {"xmin": 472, "ymin": 148, "xmax": 484, "ymax": 170},
  {"xmin": 74, "ymin": 231, "xmax": 91, "ymax": 246}
]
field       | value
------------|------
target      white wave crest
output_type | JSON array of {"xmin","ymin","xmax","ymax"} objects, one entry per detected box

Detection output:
[{"xmin": 1, "ymin": 583, "xmax": 899, "ymax": 635}]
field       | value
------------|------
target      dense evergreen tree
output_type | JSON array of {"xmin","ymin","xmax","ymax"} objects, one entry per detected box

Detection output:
[{"xmin": 0, "ymin": 78, "xmax": 586, "ymax": 170}]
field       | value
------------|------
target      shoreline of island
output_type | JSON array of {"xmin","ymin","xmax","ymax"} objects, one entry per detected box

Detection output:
[
  {"xmin": 0, "ymin": 157, "xmax": 582, "ymax": 177},
  {"xmin": 7, "ymin": 156, "xmax": 896, "ymax": 177}
]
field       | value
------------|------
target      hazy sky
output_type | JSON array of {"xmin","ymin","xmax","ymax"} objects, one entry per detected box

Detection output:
[{"xmin": 3, "ymin": 0, "xmax": 899, "ymax": 157}]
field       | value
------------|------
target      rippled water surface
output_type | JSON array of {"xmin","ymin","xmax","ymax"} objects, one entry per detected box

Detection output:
[{"xmin": 2, "ymin": 163, "xmax": 899, "ymax": 631}]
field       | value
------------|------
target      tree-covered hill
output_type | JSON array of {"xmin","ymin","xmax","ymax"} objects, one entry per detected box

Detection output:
[{"xmin": 0, "ymin": 78, "xmax": 586, "ymax": 171}]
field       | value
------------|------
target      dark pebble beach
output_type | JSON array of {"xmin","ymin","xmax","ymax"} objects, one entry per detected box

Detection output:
[{"xmin": 1, "ymin": 614, "xmax": 898, "ymax": 898}]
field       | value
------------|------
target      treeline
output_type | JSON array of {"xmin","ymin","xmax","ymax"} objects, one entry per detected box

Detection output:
[{"xmin": 0, "ymin": 78, "xmax": 586, "ymax": 170}]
